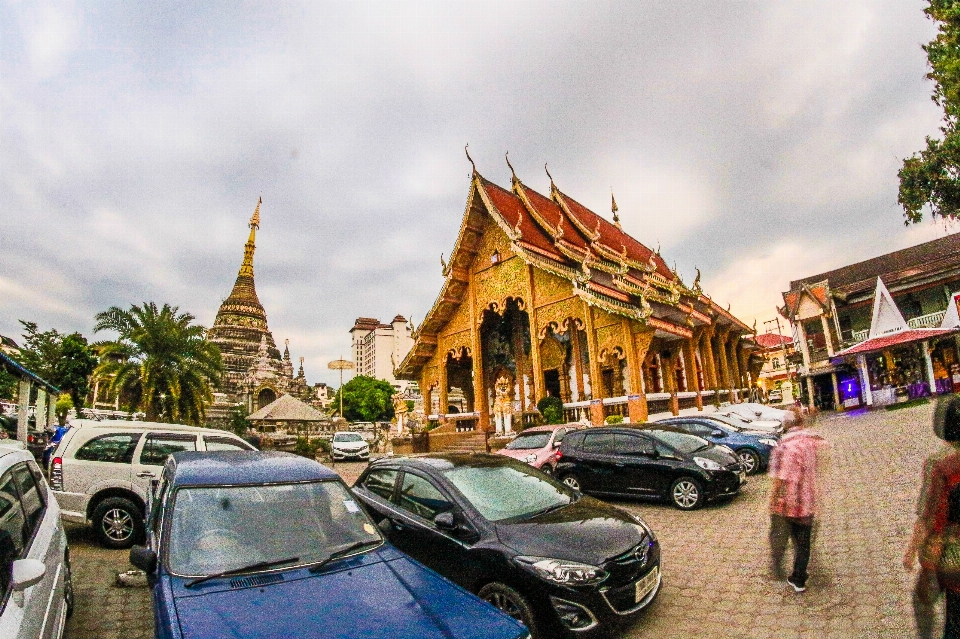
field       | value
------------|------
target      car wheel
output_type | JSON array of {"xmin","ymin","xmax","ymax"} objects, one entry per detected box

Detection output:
[
  {"xmin": 64, "ymin": 550, "xmax": 75, "ymax": 618},
  {"xmin": 92, "ymin": 497, "xmax": 144, "ymax": 549},
  {"xmin": 670, "ymin": 477, "xmax": 704, "ymax": 510},
  {"xmin": 540, "ymin": 464, "xmax": 553, "ymax": 476},
  {"xmin": 560, "ymin": 474, "xmax": 581, "ymax": 491},
  {"xmin": 478, "ymin": 582, "xmax": 538, "ymax": 637},
  {"xmin": 736, "ymin": 448, "xmax": 761, "ymax": 475}
]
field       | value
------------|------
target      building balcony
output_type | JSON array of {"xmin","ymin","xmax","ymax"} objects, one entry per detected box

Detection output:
[{"xmin": 907, "ymin": 310, "xmax": 946, "ymax": 329}]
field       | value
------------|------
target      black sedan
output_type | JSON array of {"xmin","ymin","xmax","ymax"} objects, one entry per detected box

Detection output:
[
  {"xmin": 554, "ymin": 425, "xmax": 745, "ymax": 510},
  {"xmin": 352, "ymin": 453, "xmax": 661, "ymax": 639}
]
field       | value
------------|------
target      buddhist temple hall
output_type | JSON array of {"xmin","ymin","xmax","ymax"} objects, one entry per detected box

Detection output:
[
  {"xmin": 396, "ymin": 155, "xmax": 761, "ymax": 433},
  {"xmin": 206, "ymin": 199, "xmax": 314, "ymax": 423}
]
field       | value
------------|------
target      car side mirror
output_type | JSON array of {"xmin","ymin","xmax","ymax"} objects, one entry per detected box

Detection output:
[
  {"xmin": 552, "ymin": 441, "xmax": 561, "ymax": 448},
  {"xmin": 434, "ymin": 511, "xmax": 457, "ymax": 531},
  {"xmin": 11, "ymin": 559, "xmax": 46, "ymax": 591},
  {"xmin": 129, "ymin": 545, "xmax": 158, "ymax": 573}
]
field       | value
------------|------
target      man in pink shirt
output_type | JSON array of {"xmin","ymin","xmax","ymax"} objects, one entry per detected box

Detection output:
[{"xmin": 768, "ymin": 407, "xmax": 827, "ymax": 592}]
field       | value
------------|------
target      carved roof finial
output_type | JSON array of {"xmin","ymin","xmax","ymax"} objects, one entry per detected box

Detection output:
[
  {"xmin": 611, "ymin": 189, "xmax": 621, "ymax": 229},
  {"xmin": 692, "ymin": 267, "xmax": 702, "ymax": 293},
  {"xmin": 544, "ymin": 163, "xmax": 554, "ymax": 187},
  {"xmin": 250, "ymin": 196, "xmax": 261, "ymax": 229},
  {"xmin": 505, "ymin": 151, "xmax": 518, "ymax": 184},
  {"xmin": 440, "ymin": 253, "xmax": 450, "ymax": 276},
  {"xmin": 464, "ymin": 143, "xmax": 476, "ymax": 174}
]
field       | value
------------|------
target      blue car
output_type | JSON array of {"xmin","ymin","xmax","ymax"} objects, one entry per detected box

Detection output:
[
  {"xmin": 654, "ymin": 416, "xmax": 779, "ymax": 475},
  {"xmin": 129, "ymin": 451, "xmax": 529, "ymax": 639}
]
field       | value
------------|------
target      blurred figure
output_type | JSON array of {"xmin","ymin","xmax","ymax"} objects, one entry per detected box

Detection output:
[
  {"xmin": 768, "ymin": 406, "xmax": 827, "ymax": 593},
  {"xmin": 904, "ymin": 395, "xmax": 960, "ymax": 638}
]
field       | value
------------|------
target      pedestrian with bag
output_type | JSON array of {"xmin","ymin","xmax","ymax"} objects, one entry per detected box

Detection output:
[
  {"xmin": 904, "ymin": 395, "xmax": 960, "ymax": 638},
  {"xmin": 769, "ymin": 405, "xmax": 827, "ymax": 593}
]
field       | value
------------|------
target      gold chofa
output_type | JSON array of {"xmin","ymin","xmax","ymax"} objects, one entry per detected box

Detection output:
[{"xmin": 239, "ymin": 199, "xmax": 260, "ymax": 278}]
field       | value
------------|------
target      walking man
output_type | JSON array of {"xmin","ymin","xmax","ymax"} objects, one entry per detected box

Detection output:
[{"xmin": 769, "ymin": 407, "xmax": 827, "ymax": 592}]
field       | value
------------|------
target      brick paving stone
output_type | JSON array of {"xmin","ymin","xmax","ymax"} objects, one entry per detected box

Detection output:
[{"xmin": 62, "ymin": 407, "xmax": 949, "ymax": 638}]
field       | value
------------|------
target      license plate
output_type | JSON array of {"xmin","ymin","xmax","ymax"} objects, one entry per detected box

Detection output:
[{"xmin": 634, "ymin": 567, "xmax": 659, "ymax": 603}]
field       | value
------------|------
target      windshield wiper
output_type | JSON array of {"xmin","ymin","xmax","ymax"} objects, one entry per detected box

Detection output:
[
  {"xmin": 526, "ymin": 501, "xmax": 568, "ymax": 519},
  {"xmin": 308, "ymin": 540, "xmax": 381, "ymax": 574},
  {"xmin": 184, "ymin": 556, "xmax": 301, "ymax": 588}
]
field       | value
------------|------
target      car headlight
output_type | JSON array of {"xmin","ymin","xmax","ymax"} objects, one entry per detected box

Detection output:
[
  {"xmin": 694, "ymin": 456, "xmax": 723, "ymax": 471},
  {"xmin": 525, "ymin": 453, "xmax": 538, "ymax": 464},
  {"xmin": 515, "ymin": 556, "xmax": 608, "ymax": 586},
  {"xmin": 758, "ymin": 438, "xmax": 778, "ymax": 447}
]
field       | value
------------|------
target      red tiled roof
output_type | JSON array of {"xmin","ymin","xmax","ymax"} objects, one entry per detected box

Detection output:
[
  {"xmin": 479, "ymin": 178, "xmax": 564, "ymax": 259},
  {"xmin": 754, "ymin": 333, "xmax": 793, "ymax": 349},
  {"xmin": 834, "ymin": 328, "xmax": 956, "ymax": 357}
]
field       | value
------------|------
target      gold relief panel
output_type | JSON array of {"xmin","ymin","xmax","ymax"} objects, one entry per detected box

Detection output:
[
  {"xmin": 633, "ymin": 328, "xmax": 655, "ymax": 359},
  {"xmin": 596, "ymin": 324, "xmax": 624, "ymax": 358},
  {"xmin": 536, "ymin": 298, "xmax": 585, "ymax": 338},
  {"xmin": 443, "ymin": 299, "xmax": 471, "ymax": 336},
  {"xmin": 590, "ymin": 306, "xmax": 621, "ymax": 330},
  {"xmin": 472, "ymin": 223, "xmax": 515, "ymax": 274},
  {"xmin": 439, "ymin": 330, "xmax": 473, "ymax": 361},
  {"xmin": 533, "ymin": 269, "xmax": 572, "ymax": 305},
  {"xmin": 474, "ymin": 256, "xmax": 527, "ymax": 315}
]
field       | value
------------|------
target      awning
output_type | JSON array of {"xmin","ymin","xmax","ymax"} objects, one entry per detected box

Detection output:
[
  {"xmin": 0, "ymin": 351, "xmax": 60, "ymax": 394},
  {"xmin": 832, "ymin": 328, "xmax": 957, "ymax": 359}
]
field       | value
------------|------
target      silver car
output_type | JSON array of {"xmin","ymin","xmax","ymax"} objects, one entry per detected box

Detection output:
[{"xmin": 0, "ymin": 443, "xmax": 73, "ymax": 639}]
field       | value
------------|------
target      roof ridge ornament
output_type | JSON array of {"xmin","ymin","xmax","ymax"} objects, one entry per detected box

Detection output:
[
  {"xmin": 465, "ymin": 144, "xmax": 476, "ymax": 175},
  {"xmin": 505, "ymin": 151, "xmax": 518, "ymax": 185},
  {"xmin": 692, "ymin": 267, "xmax": 703, "ymax": 294},
  {"xmin": 611, "ymin": 189, "xmax": 621, "ymax": 229},
  {"xmin": 545, "ymin": 163, "xmax": 555, "ymax": 188},
  {"xmin": 440, "ymin": 253, "xmax": 451, "ymax": 277}
]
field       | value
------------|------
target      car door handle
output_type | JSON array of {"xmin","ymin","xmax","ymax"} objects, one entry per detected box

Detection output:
[
  {"xmin": 390, "ymin": 518, "xmax": 406, "ymax": 531},
  {"xmin": 137, "ymin": 471, "xmax": 156, "ymax": 478}
]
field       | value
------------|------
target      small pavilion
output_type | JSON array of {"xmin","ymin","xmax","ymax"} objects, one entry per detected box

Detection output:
[
  {"xmin": 0, "ymin": 351, "xmax": 59, "ymax": 441},
  {"xmin": 246, "ymin": 393, "xmax": 329, "ymax": 434},
  {"xmin": 832, "ymin": 278, "xmax": 959, "ymax": 406}
]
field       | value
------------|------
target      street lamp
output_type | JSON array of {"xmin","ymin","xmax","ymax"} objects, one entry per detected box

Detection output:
[{"xmin": 327, "ymin": 358, "xmax": 354, "ymax": 419}]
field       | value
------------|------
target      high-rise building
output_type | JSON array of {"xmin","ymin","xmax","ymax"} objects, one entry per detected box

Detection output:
[{"xmin": 350, "ymin": 315, "xmax": 414, "ymax": 391}]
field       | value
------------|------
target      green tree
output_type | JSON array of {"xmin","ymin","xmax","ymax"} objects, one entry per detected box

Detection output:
[
  {"xmin": 227, "ymin": 404, "xmax": 250, "ymax": 436},
  {"xmin": 537, "ymin": 396, "xmax": 564, "ymax": 425},
  {"xmin": 332, "ymin": 376, "xmax": 396, "ymax": 422},
  {"xmin": 900, "ymin": 1, "xmax": 960, "ymax": 222},
  {"xmin": 0, "ymin": 368, "xmax": 17, "ymax": 401},
  {"xmin": 93, "ymin": 302, "xmax": 223, "ymax": 425},
  {"xmin": 14, "ymin": 321, "xmax": 97, "ymax": 408}
]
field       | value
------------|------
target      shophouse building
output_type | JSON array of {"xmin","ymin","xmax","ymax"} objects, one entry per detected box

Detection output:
[{"xmin": 780, "ymin": 233, "xmax": 960, "ymax": 410}]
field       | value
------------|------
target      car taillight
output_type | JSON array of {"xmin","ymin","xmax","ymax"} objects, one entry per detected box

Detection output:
[
  {"xmin": 28, "ymin": 434, "xmax": 35, "ymax": 444},
  {"xmin": 51, "ymin": 457, "xmax": 63, "ymax": 492},
  {"xmin": 554, "ymin": 450, "xmax": 562, "ymax": 461}
]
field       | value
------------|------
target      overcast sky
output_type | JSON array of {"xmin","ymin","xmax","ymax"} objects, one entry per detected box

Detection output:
[{"xmin": 1, "ymin": 1, "xmax": 953, "ymax": 385}]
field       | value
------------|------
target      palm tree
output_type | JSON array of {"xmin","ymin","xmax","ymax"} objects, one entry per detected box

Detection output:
[{"xmin": 93, "ymin": 302, "xmax": 224, "ymax": 424}]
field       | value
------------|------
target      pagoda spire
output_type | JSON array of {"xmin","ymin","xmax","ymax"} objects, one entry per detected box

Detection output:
[{"xmin": 238, "ymin": 197, "xmax": 261, "ymax": 278}]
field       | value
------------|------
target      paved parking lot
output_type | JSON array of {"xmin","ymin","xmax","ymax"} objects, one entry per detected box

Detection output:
[{"xmin": 64, "ymin": 405, "xmax": 940, "ymax": 638}]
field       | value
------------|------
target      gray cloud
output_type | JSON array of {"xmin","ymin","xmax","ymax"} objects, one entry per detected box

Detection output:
[{"xmin": 0, "ymin": 0, "xmax": 946, "ymax": 384}]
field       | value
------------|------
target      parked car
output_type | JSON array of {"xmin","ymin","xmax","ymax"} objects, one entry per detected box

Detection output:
[
  {"xmin": 495, "ymin": 425, "xmax": 578, "ymax": 475},
  {"xmin": 0, "ymin": 415, "xmax": 48, "ymax": 462},
  {"xmin": 49, "ymin": 420, "xmax": 255, "ymax": 548},
  {"xmin": 0, "ymin": 444, "xmax": 73, "ymax": 639},
  {"xmin": 555, "ymin": 426, "xmax": 745, "ymax": 510},
  {"xmin": 352, "ymin": 453, "xmax": 660, "ymax": 638},
  {"xmin": 652, "ymin": 417, "xmax": 779, "ymax": 475},
  {"xmin": 725, "ymin": 402, "xmax": 789, "ymax": 423},
  {"xmin": 129, "ymin": 451, "xmax": 529, "ymax": 639},
  {"xmin": 331, "ymin": 431, "xmax": 370, "ymax": 461},
  {"xmin": 767, "ymin": 389, "xmax": 783, "ymax": 403},
  {"xmin": 711, "ymin": 411, "xmax": 784, "ymax": 435}
]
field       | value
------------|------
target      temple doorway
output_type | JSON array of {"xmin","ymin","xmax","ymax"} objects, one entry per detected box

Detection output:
[
  {"xmin": 256, "ymin": 387, "xmax": 276, "ymax": 411},
  {"xmin": 480, "ymin": 298, "xmax": 533, "ymax": 412}
]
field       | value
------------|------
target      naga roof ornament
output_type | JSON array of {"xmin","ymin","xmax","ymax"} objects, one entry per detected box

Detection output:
[{"xmin": 611, "ymin": 190, "xmax": 621, "ymax": 230}]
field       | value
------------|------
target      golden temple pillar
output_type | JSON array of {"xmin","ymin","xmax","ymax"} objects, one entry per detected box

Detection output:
[
  {"xmin": 439, "ymin": 356, "xmax": 449, "ymax": 417},
  {"xmin": 716, "ymin": 327, "xmax": 732, "ymax": 400},
  {"xmin": 584, "ymin": 306, "xmax": 603, "ymax": 398},
  {"xmin": 468, "ymin": 277, "xmax": 490, "ymax": 431},
  {"xmin": 525, "ymin": 265, "xmax": 544, "ymax": 405},
  {"xmin": 571, "ymin": 326, "xmax": 586, "ymax": 401},
  {"xmin": 683, "ymin": 336, "xmax": 703, "ymax": 410},
  {"xmin": 628, "ymin": 328, "xmax": 654, "ymax": 423},
  {"xmin": 728, "ymin": 335, "xmax": 742, "ymax": 402},
  {"xmin": 700, "ymin": 328, "xmax": 717, "ymax": 392}
]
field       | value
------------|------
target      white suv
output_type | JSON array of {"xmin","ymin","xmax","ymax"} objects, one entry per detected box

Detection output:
[
  {"xmin": 49, "ymin": 420, "xmax": 254, "ymax": 548},
  {"xmin": 330, "ymin": 432, "xmax": 370, "ymax": 461}
]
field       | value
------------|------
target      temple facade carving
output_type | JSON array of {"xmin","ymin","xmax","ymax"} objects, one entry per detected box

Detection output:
[{"xmin": 397, "ymin": 161, "xmax": 760, "ymax": 430}]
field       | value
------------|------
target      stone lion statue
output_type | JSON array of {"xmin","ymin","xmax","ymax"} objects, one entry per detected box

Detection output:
[
  {"xmin": 392, "ymin": 392, "xmax": 409, "ymax": 436},
  {"xmin": 492, "ymin": 375, "xmax": 513, "ymax": 436}
]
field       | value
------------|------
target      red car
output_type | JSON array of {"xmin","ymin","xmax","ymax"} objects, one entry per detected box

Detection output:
[{"xmin": 496, "ymin": 424, "xmax": 580, "ymax": 475}]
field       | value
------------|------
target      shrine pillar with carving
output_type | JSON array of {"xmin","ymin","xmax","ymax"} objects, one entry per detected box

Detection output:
[
  {"xmin": 626, "ymin": 325, "xmax": 654, "ymax": 423},
  {"xmin": 468, "ymin": 278, "xmax": 490, "ymax": 431},
  {"xmin": 682, "ymin": 335, "xmax": 703, "ymax": 410}
]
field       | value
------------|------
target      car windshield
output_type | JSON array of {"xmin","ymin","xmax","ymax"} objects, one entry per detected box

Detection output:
[
  {"xmin": 707, "ymin": 415, "xmax": 748, "ymax": 431},
  {"xmin": 334, "ymin": 433, "xmax": 364, "ymax": 442},
  {"xmin": 504, "ymin": 432, "xmax": 551, "ymax": 450},
  {"xmin": 443, "ymin": 461, "xmax": 572, "ymax": 522},
  {"xmin": 646, "ymin": 429, "xmax": 711, "ymax": 455},
  {"xmin": 167, "ymin": 480, "xmax": 381, "ymax": 576}
]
